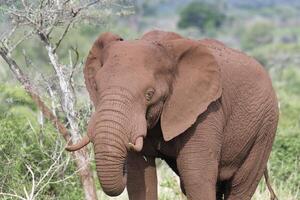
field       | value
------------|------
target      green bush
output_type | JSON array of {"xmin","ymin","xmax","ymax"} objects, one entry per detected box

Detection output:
[
  {"xmin": 267, "ymin": 66, "xmax": 300, "ymax": 198},
  {"xmin": 269, "ymin": 134, "xmax": 300, "ymax": 194},
  {"xmin": 275, "ymin": 67, "xmax": 300, "ymax": 131},
  {"xmin": 0, "ymin": 84, "xmax": 36, "ymax": 111},
  {"xmin": 177, "ymin": 1, "xmax": 226, "ymax": 32},
  {"xmin": 0, "ymin": 85, "xmax": 83, "ymax": 199},
  {"xmin": 241, "ymin": 21, "xmax": 274, "ymax": 50}
]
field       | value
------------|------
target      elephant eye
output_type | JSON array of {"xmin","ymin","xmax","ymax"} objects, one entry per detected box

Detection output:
[{"xmin": 145, "ymin": 88, "xmax": 155, "ymax": 101}]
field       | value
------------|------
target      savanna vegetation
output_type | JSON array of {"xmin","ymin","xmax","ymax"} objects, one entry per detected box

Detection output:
[{"xmin": 0, "ymin": 0, "xmax": 299, "ymax": 199}]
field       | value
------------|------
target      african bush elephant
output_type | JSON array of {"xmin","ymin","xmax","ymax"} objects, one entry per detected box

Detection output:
[{"xmin": 66, "ymin": 30, "xmax": 279, "ymax": 200}]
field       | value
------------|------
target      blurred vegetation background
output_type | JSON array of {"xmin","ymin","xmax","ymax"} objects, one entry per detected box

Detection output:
[{"xmin": 0, "ymin": 0, "xmax": 299, "ymax": 199}]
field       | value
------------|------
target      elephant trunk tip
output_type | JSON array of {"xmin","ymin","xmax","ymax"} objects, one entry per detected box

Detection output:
[
  {"xmin": 103, "ymin": 186, "xmax": 126, "ymax": 197},
  {"xmin": 99, "ymin": 168, "xmax": 127, "ymax": 197},
  {"xmin": 65, "ymin": 135, "xmax": 90, "ymax": 152}
]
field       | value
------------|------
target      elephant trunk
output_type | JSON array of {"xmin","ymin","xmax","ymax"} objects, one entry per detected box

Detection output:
[
  {"xmin": 94, "ymin": 132, "xmax": 127, "ymax": 196},
  {"xmin": 93, "ymin": 88, "xmax": 133, "ymax": 196},
  {"xmin": 66, "ymin": 87, "xmax": 146, "ymax": 196}
]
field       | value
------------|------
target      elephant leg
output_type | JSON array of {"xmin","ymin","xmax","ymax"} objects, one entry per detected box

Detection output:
[
  {"xmin": 176, "ymin": 129, "xmax": 222, "ymax": 199},
  {"xmin": 225, "ymin": 123, "xmax": 276, "ymax": 200},
  {"xmin": 177, "ymin": 150, "xmax": 219, "ymax": 200},
  {"xmin": 176, "ymin": 104, "xmax": 223, "ymax": 200},
  {"xmin": 127, "ymin": 152, "xmax": 157, "ymax": 200}
]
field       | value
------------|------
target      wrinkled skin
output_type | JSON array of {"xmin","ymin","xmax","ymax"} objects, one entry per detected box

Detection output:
[{"xmin": 68, "ymin": 30, "xmax": 278, "ymax": 200}]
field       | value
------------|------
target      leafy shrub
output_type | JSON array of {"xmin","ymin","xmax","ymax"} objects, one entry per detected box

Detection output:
[
  {"xmin": 0, "ymin": 85, "xmax": 83, "ymax": 199},
  {"xmin": 178, "ymin": 1, "xmax": 226, "ymax": 32},
  {"xmin": 241, "ymin": 21, "xmax": 274, "ymax": 50},
  {"xmin": 269, "ymin": 134, "xmax": 300, "ymax": 194},
  {"xmin": 0, "ymin": 84, "xmax": 36, "ymax": 112},
  {"xmin": 267, "ymin": 66, "xmax": 300, "ymax": 198}
]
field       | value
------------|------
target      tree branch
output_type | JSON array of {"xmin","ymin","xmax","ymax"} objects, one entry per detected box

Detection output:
[
  {"xmin": 68, "ymin": 46, "xmax": 79, "ymax": 83},
  {"xmin": 0, "ymin": 192, "xmax": 26, "ymax": 200},
  {"xmin": 9, "ymin": 30, "xmax": 35, "ymax": 53},
  {"xmin": 53, "ymin": 20, "xmax": 73, "ymax": 52},
  {"xmin": 0, "ymin": 50, "xmax": 70, "ymax": 142},
  {"xmin": 73, "ymin": 0, "xmax": 101, "ymax": 15}
]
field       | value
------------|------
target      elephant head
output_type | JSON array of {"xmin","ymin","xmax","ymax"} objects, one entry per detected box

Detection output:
[{"xmin": 66, "ymin": 30, "xmax": 222, "ymax": 196}]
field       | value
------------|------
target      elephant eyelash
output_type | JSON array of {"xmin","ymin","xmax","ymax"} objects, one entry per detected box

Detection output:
[{"xmin": 145, "ymin": 88, "xmax": 155, "ymax": 101}]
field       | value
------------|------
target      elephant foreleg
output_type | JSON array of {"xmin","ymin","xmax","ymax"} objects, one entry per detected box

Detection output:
[
  {"xmin": 177, "ymin": 151, "xmax": 219, "ymax": 200},
  {"xmin": 176, "ymin": 129, "xmax": 220, "ymax": 200},
  {"xmin": 127, "ymin": 152, "xmax": 157, "ymax": 200},
  {"xmin": 176, "ymin": 103, "xmax": 223, "ymax": 200}
]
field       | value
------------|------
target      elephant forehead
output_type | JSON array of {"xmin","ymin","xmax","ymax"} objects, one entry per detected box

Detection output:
[
  {"xmin": 96, "ymin": 59, "xmax": 155, "ymax": 92},
  {"xmin": 106, "ymin": 41, "xmax": 166, "ymax": 65}
]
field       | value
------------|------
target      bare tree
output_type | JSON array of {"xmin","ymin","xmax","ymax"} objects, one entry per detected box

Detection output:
[{"xmin": 0, "ymin": 0, "xmax": 133, "ymax": 199}]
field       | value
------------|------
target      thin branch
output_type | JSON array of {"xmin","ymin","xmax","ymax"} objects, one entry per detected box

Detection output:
[
  {"xmin": 53, "ymin": 20, "xmax": 73, "ymax": 52},
  {"xmin": 53, "ymin": 0, "xmax": 104, "ymax": 52},
  {"xmin": 71, "ymin": 46, "xmax": 79, "ymax": 67},
  {"xmin": 35, "ymin": 150, "xmax": 63, "ymax": 189},
  {"xmin": 0, "ymin": 25, "xmax": 17, "ymax": 41},
  {"xmin": 69, "ymin": 46, "xmax": 79, "ymax": 82},
  {"xmin": 42, "ymin": 75, "xmax": 58, "ymax": 116},
  {"xmin": 21, "ymin": 0, "xmax": 29, "ymax": 12},
  {"xmin": 0, "ymin": 46, "xmax": 8, "ymax": 55},
  {"xmin": 73, "ymin": 0, "xmax": 101, "ymax": 15},
  {"xmin": 63, "ymin": 0, "xmax": 71, "ymax": 6},
  {"xmin": 27, "ymin": 118, "xmax": 38, "ymax": 135},
  {"xmin": 9, "ymin": 30, "xmax": 34, "ymax": 53},
  {"xmin": 6, "ymin": 7, "xmax": 39, "ymax": 28},
  {"xmin": 0, "ymin": 150, "xmax": 70, "ymax": 200},
  {"xmin": 22, "ymin": 187, "xmax": 29, "ymax": 200},
  {"xmin": 33, "ymin": 148, "xmax": 66, "ymax": 199},
  {"xmin": 0, "ymin": 192, "xmax": 26, "ymax": 200}
]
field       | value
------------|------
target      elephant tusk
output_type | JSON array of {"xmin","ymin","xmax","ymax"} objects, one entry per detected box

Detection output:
[
  {"xmin": 128, "ymin": 136, "xmax": 144, "ymax": 152},
  {"xmin": 65, "ymin": 135, "xmax": 90, "ymax": 152}
]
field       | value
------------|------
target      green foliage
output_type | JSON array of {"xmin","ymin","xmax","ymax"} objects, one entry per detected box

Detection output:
[
  {"xmin": 177, "ymin": 1, "xmax": 226, "ymax": 32},
  {"xmin": 0, "ymin": 84, "xmax": 36, "ymax": 112},
  {"xmin": 274, "ymin": 66, "xmax": 300, "ymax": 132},
  {"xmin": 269, "ymin": 134, "xmax": 300, "ymax": 194},
  {"xmin": 267, "ymin": 66, "xmax": 300, "ymax": 199},
  {"xmin": 250, "ymin": 45, "xmax": 300, "ymax": 68},
  {"xmin": 0, "ymin": 85, "xmax": 83, "ymax": 199},
  {"xmin": 158, "ymin": 161, "xmax": 184, "ymax": 200},
  {"xmin": 241, "ymin": 21, "xmax": 275, "ymax": 50}
]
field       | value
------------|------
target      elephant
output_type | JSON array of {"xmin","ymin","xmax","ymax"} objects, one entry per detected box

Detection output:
[{"xmin": 66, "ymin": 30, "xmax": 279, "ymax": 200}]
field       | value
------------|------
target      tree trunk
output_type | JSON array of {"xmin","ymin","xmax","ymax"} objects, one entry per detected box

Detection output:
[
  {"xmin": 75, "ymin": 150, "xmax": 98, "ymax": 200},
  {"xmin": 46, "ymin": 45, "xmax": 98, "ymax": 200}
]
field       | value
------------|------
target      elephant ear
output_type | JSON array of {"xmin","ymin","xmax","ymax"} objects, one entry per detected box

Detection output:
[
  {"xmin": 160, "ymin": 39, "xmax": 222, "ymax": 141},
  {"xmin": 84, "ymin": 32, "xmax": 123, "ymax": 106}
]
